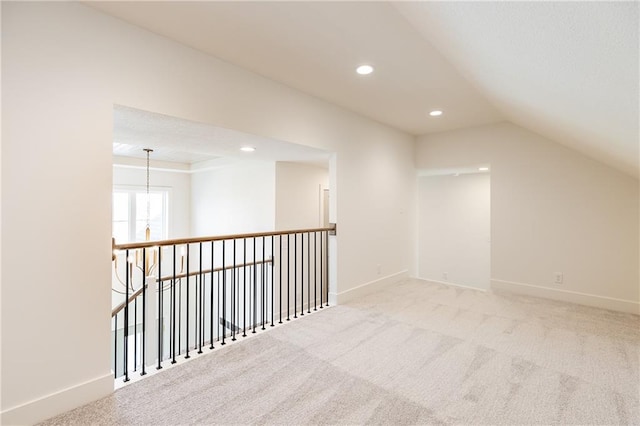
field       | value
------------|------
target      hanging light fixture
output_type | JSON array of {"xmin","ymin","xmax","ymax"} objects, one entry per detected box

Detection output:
[
  {"xmin": 112, "ymin": 148, "xmax": 158, "ymax": 299},
  {"xmin": 143, "ymin": 148, "xmax": 153, "ymax": 242}
]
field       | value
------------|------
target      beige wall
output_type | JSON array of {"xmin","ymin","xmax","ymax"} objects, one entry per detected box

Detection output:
[
  {"xmin": 416, "ymin": 122, "xmax": 639, "ymax": 313},
  {"xmin": 191, "ymin": 161, "xmax": 276, "ymax": 236},
  {"xmin": 275, "ymin": 162, "xmax": 329, "ymax": 230},
  {"xmin": 1, "ymin": 3, "xmax": 415, "ymax": 424}
]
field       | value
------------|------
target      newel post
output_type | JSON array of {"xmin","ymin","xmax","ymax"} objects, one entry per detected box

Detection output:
[{"xmin": 145, "ymin": 275, "xmax": 158, "ymax": 368}]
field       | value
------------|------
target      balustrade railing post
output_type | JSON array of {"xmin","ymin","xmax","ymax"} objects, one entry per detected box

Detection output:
[
  {"xmin": 217, "ymin": 270, "xmax": 221, "ymax": 342},
  {"xmin": 145, "ymin": 274, "xmax": 157, "ymax": 372},
  {"xmin": 307, "ymin": 232, "xmax": 311, "ymax": 314},
  {"xmin": 171, "ymin": 245, "xmax": 177, "ymax": 364},
  {"xmin": 320, "ymin": 232, "xmax": 324, "ymax": 309},
  {"xmin": 198, "ymin": 242, "xmax": 204, "ymax": 354},
  {"xmin": 294, "ymin": 233, "xmax": 298, "ymax": 319},
  {"xmin": 141, "ymin": 248, "xmax": 147, "ymax": 376},
  {"xmin": 243, "ymin": 238, "xmax": 247, "ymax": 337},
  {"xmin": 325, "ymin": 231, "xmax": 330, "ymax": 306},
  {"xmin": 222, "ymin": 240, "xmax": 226, "ymax": 345},
  {"xmin": 210, "ymin": 241, "xmax": 215, "ymax": 350},
  {"xmin": 287, "ymin": 234, "xmax": 290, "ymax": 321},
  {"xmin": 178, "ymin": 273, "xmax": 182, "ymax": 355},
  {"xmin": 271, "ymin": 236, "xmax": 275, "ymax": 327},
  {"xmin": 134, "ymin": 293, "xmax": 137, "ymax": 373},
  {"xmin": 157, "ymin": 247, "xmax": 163, "ymax": 370},
  {"xmin": 232, "ymin": 239, "xmax": 237, "ymax": 341},
  {"xmin": 314, "ymin": 231, "xmax": 317, "ymax": 311},
  {"xmin": 301, "ymin": 233, "xmax": 304, "ymax": 317},
  {"xmin": 253, "ymin": 238, "xmax": 257, "ymax": 333},
  {"xmin": 279, "ymin": 236, "xmax": 283, "ymax": 324},
  {"xmin": 124, "ymin": 249, "xmax": 130, "ymax": 382},
  {"xmin": 185, "ymin": 244, "xmax": 190, "ymax": 359},
  {"xmin": 114, "ymin": 315, "xmax": 118, "ymax": 378},
  {"xmin": 262, "ymin": 236, "xmax": 266, "ymax": 330}
]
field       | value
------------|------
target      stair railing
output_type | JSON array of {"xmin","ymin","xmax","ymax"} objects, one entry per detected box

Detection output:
[{"xmin": 111, "ymin": 225, "xmax": 334, "ymax": 382}]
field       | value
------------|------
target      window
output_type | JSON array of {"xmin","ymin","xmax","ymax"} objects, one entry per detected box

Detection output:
[{"xmin": 112, "ymin": 187, "xmax": 168, "ymax": 243}]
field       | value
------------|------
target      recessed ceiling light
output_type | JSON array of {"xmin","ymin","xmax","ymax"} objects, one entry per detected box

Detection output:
[
  {"xmin": 356, "ymin": 65, "xmax": 374, "ymax": 75},
  {"xmin": 240, "ymin": 146, "xmax": 256, "ymax": 152},
  {"xmin": 429, "ymin": 110, "xmax": 443, "ymax": 117},
  {"xmin": 478, "ymin": 167, "xmax": 489, "ymax": 171}
]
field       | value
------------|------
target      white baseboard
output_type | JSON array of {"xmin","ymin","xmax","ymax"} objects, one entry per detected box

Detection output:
[
  {"xmin": 329, "ymin": 270, "xmax": 408, "ymax": 305},
  {"xmin": 491, "ymin": 279, "xmax": 640, "ymax": 315},
  {"xmin": 416, "ymin": 277, "xmax": 488, "ymax": 292},
  {"xmin": 1, "ymin": 372, "xmax": 113, "ymax": 425}
]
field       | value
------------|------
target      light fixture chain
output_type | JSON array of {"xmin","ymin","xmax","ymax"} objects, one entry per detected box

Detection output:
[{"xmin": 143, "ymin": 148, "xmax": 153, "ymax": 241}]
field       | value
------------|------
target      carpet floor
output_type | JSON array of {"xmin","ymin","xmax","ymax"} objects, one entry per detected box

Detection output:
[{"xmin": 41, "ymin": 279, "xmax": 640, "ymax": 425}]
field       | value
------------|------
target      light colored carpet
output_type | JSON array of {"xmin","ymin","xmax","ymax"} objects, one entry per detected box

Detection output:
[{"xmin": 41, "ymin": 279, "xmax": 640, "ymax": 425}]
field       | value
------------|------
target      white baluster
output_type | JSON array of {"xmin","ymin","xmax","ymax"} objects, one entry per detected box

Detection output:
[{"xmin": 145, "ymin": 275, "xmax": 157, "ymax": 368}]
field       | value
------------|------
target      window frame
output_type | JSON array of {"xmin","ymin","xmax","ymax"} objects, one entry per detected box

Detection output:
[{"xmin": 112, "ymin": 185, "xmax": 170, "ymax": 243}]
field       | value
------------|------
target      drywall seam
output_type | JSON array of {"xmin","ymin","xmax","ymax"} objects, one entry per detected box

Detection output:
[{"xmin": 492, "ymin": 279, "xmax": 640, "ymax": 315}]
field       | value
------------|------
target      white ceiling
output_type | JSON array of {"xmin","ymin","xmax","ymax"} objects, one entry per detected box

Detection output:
[
  {"xmin": 113, "ymin": 143, "xmax": 219, "ymax": 165},
  {"xmin": 395, "ymin": 1, "xmax": 639, "ymax": 177},
  {"xmin": 113, "ymin": 105, "xmax": 331, "ymax": 167},
  {"xmin": 92, "ymin": 1, "xmax": 639, "ymax": 177},
  {"xmin": 91, "ymin": 1, "xmax": 503, "ymax": 135}
]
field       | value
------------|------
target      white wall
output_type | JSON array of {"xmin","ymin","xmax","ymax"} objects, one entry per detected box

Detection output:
[
  {"xmin": 417, "ymin": 173, "xmax": 490, "ymax": 290},
  {"xmin": 191, "ymin": 161, "xmax": 276, "ymax": 236},
  {"xmin": 1, "ymin": 3, "xmax": 415, "ymax": 423},
  {"xmin": 275, "ymin": 162, "xmax": 329, "ymax": 230},
  {"xmin": 113, "ymin": 165, "xmax": 191, "ymax": 239},
  {"xmin": 334, "ymin": 138, "xmax": 415, "ymax": 302},
  {"xmin": 416, "ymin": 122, "xmax": 639, "ymax": 313}
]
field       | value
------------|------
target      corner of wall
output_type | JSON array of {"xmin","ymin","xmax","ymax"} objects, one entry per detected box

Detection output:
[
  {"xmin": 1, "ymin": 373, "xmax": 113, "ymax": 425},
  {"xmin": 330, "ymin": 270, "xmax": 408, "ymax": 305}
]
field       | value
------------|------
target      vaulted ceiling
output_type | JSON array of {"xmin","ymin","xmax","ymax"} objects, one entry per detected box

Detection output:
[{"xmin": 90, "ymin": 1, "xmax": 639, "ymax": 177}]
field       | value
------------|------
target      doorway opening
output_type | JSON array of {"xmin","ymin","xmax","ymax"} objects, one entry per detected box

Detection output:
[
  {"xmin": 112, "ymin": 105, "xmax": 333, "ymax": 241},
  {"xmin": 110, "ymin": 105, "xmax": 337, "ymax": 383},
  {"xmin": 416, "ymin": 165, "xmax": 491, "ymax": 290}
]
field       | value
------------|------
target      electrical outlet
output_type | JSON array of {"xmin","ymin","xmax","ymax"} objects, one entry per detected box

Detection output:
[
  {"xmin": 554, "ymin": 272, "xmax": 563, "ymax": 284},
  {"xmin": 443, "ymin": 272, "xmax": 448, "ymax": 281},
  {"xmin": 376, "ymin": 264, "xmax": 381, "ymax": 275}
]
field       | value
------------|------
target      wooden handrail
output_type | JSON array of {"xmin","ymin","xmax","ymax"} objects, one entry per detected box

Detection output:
[
  {"xmin": 112, "ymin": 224, "xmax": 336, "ymax": 251},
  {"xmin": 111, "ymin": 258, "xmax": 273, "ymax": 318},
  {"xmin": 112, "ymin": 287, "xmax": 144, "ymax": 318}
]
